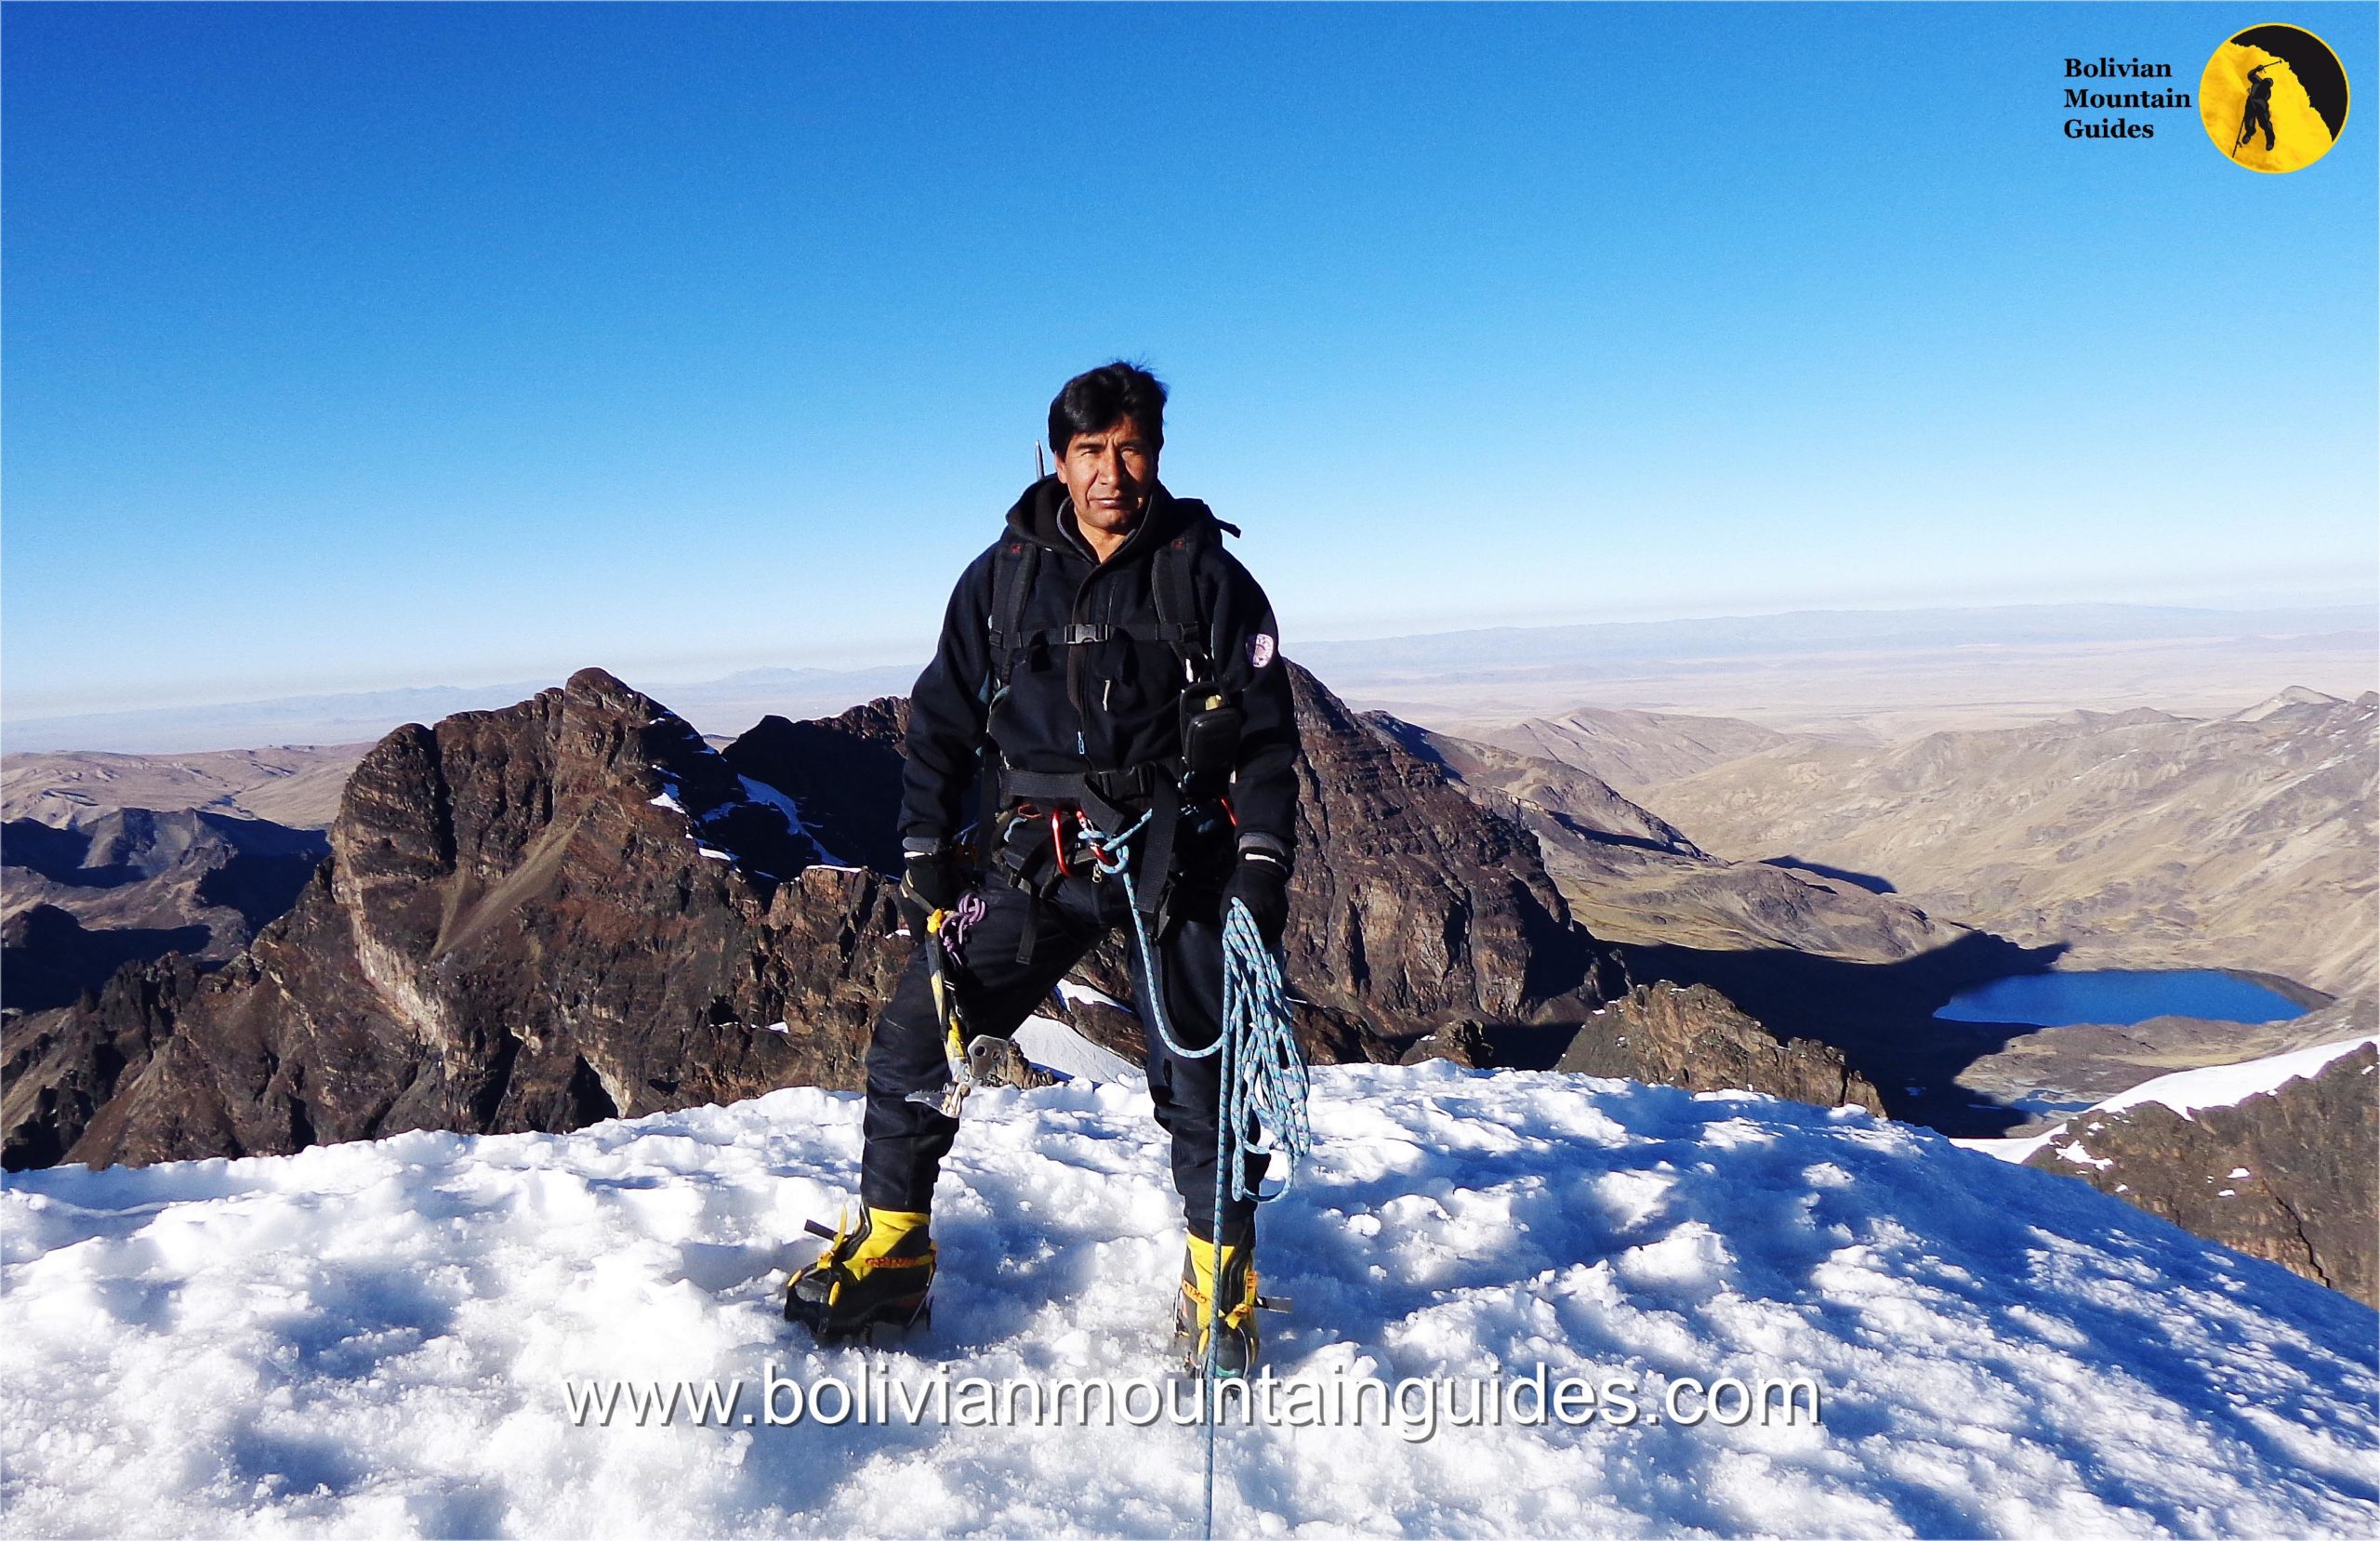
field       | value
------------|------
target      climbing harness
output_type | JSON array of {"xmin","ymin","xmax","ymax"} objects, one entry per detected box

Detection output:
[{"xmin": 978, "ymin": 508, "xmax": 1248, "ymax": 939}]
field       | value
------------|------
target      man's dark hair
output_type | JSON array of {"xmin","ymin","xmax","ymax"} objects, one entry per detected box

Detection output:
[{"xmin": 1049, "ymin": 362, "xmax": 1167, "ymax": 456}]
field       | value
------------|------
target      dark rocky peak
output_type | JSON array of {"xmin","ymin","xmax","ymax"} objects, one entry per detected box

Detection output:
[
  {"xmin": 813, "ymin": 696, "xmax": 910, "ymax": 746},
  {"xmin": 5, "ymin": 667, "xmax": 912, "ymax": 1171},
  {"xmin": 332, "ymin": 667, "xmax": 827, "ymax": 921},
  {"xmin": 2024, "ymin": 1035, "xmax": 2377, "ymax": 1305},
  {"xmin": 723, "ymin": 697, "xmax": 911, "ymax": 876},
  {"xmin": 1555, "ymin": 981, "xmax": 1885, "ymax": 1113},
  {"xmin": 1283, "ymin": 663, "xmax": 1624, "ymax": 1032}
]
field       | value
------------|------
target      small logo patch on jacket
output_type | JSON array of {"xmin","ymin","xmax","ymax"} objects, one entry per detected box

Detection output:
[{"xmin": 1249, "ymin": 633, "xmax": 1277, "ymax": 669}]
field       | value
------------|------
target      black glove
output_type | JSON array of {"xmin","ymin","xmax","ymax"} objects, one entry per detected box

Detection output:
[
  {"xmin": 1222, "ymin": 851, "xmax": 1291, "ymax": 948},
  {"xmin": 898, "ymin": 846, "xmax": 960, "ymax": 938}
]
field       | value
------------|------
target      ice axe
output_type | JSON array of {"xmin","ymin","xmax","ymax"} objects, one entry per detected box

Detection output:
[
  {"xmin": 901, "ymin": 903, "xmax": 1041, "ymax": 1117},
  {"xmin": 905, "ymin": 907, "xmax": 976, "ymax": 1119}
]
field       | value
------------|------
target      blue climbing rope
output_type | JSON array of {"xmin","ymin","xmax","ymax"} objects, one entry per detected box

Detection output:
[
  {"xmin": 1078, "ymin": 813, "xmax": 1312, "ymax": 1538},
  {"xmin": 1081, "ymin": 814, "xmax": 1313, "ymax": 1203}
]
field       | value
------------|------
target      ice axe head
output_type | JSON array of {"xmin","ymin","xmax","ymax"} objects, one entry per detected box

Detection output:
[{"xmin": 905, "ymin": 1082, "xmax": 969, "ymax": 1119}]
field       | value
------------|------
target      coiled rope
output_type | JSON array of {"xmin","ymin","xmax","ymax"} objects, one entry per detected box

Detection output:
[{"xmin": 1080, "ymin": 811, "xmax": 1313, "ymax": 1538}]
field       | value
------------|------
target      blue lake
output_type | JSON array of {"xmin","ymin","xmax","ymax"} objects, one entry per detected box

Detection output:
[{"xmin": 1933, "ymin": 969, "xmax": 2307, "ymax": 1028}]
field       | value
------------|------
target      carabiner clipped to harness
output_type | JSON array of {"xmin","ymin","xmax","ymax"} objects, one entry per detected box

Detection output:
[
  {"xmin": 1078, "ymin": 809, "xmax": 1152, "ymax": 881},
  {"xmin": 1050, "ymin": 806, "xmax": 1074, "ymax": 878}
]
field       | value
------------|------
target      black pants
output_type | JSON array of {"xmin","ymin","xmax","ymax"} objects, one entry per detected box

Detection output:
[{"xmin": 860, "ymin": 870, "xmax": 1267, "ymax": 1244}]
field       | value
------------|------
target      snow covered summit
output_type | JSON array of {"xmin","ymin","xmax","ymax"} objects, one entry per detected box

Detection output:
[{"xmin": 5, "ymin": 1064, "xmax": 2373, "ymax": 1536}]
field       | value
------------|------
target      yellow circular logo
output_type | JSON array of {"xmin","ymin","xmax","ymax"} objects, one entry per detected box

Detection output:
[{"xmin": 2201, "ymin": 23, "xmax": 2350, "ymax": 171}]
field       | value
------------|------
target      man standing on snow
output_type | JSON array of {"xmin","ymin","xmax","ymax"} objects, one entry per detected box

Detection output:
[{"xmin": 787, "ymin": 362, "xmax": 1301, "ymax": 1373}]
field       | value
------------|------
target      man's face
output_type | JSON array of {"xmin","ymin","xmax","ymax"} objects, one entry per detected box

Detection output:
[{"xmin": 1057, "ymin": 416, "xmax": 1158, "ymax": 542}]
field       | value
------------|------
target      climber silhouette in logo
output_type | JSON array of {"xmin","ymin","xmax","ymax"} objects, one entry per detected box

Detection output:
[{"xmin": 2233, "ymin": 61, "xmax": 2279, "ymax": 154}]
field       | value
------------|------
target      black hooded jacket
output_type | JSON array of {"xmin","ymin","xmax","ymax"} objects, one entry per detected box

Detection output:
[{"xmin": 900, "ymin": 476, "xmax": 1299, "ymax": 868}]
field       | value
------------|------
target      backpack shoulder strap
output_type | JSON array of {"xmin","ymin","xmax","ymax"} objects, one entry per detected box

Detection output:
[
  {"xmin": 1152, "ymin": 497, "xmax": 1228, "ymax": 674},
  {"xmin": 1151, "ymin": 534, "xmax": 1210, "ymax": 677},
  {"xmin": 985, "ymin": 538, "xmax": 1039, "ymax": 685}
]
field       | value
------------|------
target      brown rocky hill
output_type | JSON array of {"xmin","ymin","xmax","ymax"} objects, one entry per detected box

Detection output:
[
  {"xmin": 2, "ymin": 809, "xmax": 329, "ymax": 1009},
  {"xmin": 1370, "ymin": 717, "xmax": 1968, "ymax": 966},
  {"xmin": 1464, "ymin": 707, "xmax": 1817, "ymax": 796},
  {"xmin": 1280, "ymin": 665, "xmax": 1623, "ymax": 1032},
  {"xmin": 9, "ymin": 664, "xmax": 1696, "ymax": 1171},
  {"xmin": 1637, "ymin": 691, "xmax": 2379, "ymax": 995},
  {"xmin": 2, "ymin": 744, "xmax": 369, "ymax": 831},
  {"xmin": 1556, "ymin": 982, "xmax": 1885, "ymax": 1113},
  {"xmin": 2019, "ymin": 1034, "xmax": 2378, "ymax": 1305}
]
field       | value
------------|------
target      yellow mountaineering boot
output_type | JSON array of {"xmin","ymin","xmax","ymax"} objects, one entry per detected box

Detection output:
[
  {"xmin": 1171, "ymin": 1233, "xmax": 1260, "ymax": 1376},
  {"xmin": 785, "ymin": 1206, "xmax": 936, "ymax": 1342}
]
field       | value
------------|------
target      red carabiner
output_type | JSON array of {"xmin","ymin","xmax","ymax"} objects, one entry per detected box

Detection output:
[{"xmin": 1051, "ymin": 805, "xmax": 1073, "ymax": 877}]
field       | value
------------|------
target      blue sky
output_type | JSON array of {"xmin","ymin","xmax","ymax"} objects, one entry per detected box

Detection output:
[{"xmin": 6, "ymin": 2, "xmax": 2374, "ymax": 718}]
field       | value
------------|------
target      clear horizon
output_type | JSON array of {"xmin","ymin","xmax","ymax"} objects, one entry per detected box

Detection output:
[
  {"xmin": 4, "ymin": 592, "xmax": 2371, "ymax": 731},
  {"xmin": 6, "ymin": 4, "xmax": 2375, "ymax": 718}
]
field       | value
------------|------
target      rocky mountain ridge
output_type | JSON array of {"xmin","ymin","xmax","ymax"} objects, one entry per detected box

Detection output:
[
  {"xmin": 1555, "ymin": 981, "xmax": 1885, "ymax": 1113},
  {"xmin": 2, "ymin": 808, "xmax": 329, "ymax": 1010},
  {"xmin": 2012, "ymin": 1028, "xmax": 2378, "ymax": 1305},
  {"xmin": 2, "ymin": 744, "xmax": 368, "ymax": 830},
  {"xmin": 3, "ymin": 671, "xmax": 906, "ymax": 1168},
  {"xmin": 1370, "ymin": 715, "xmax": 1970, "ymax": 967},
  {"xmin": 1636, "ymin": 690, "xmax": 2378, "ymax": 995},
  {"xmin": 15, "ymin": 663, "xmax": 1830, "ymax": 1171},
  {"xmin": 1463, "ymin": 706, "xmax": 1818, "ymax": 795}
]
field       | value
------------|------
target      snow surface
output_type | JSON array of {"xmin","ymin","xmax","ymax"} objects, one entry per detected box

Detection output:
[
  {"xmin": 4, "ymin": 1066, "xmax": 2374, "ymax": 1537},
  {"xmin": 642, "ymin": 762, "xmax": 851, "ymax": 875},
  {"xmin": 734, "ymin": 774, "xmax": 851, "ymax": 870},
  {"xmin": 2093, "ymin": 1034, "xmax": 2378, "ymax": 1120},
  {"xmin": 1961, "ymin": 1033, "xmax": 2380, "ymax": 1166},
  {"xmin": 1012, "ymin": 1016, "xmax": 1144, "ymax": 1087}
]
